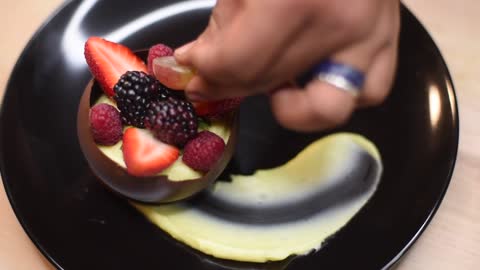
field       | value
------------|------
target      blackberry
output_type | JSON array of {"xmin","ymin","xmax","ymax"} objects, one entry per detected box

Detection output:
[
  {"xmin": 145, "ymin": 97, "xmax": 198, "ymax": 146},
  {"xmin": 113, "ymin": 71, "xmax": 171, "ymax": 128}
]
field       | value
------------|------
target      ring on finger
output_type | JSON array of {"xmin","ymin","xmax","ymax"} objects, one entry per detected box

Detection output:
[{"xmin": 310, "ymin": 59, "xmax": 365, "ymax": 96}]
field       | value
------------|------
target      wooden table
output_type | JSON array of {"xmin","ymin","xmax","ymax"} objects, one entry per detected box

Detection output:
[{"xmin": 1, "ymin": 1, "xmax": 479, "ymax": 269}]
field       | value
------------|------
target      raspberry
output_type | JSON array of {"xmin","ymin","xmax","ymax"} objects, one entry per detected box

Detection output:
[
  {"xmin": 182, "ymin": 131, "xmax": 225, "ymax": 172},
  {"xmin": 89, "ymin": 103, "xmax": 123, "ymax": 145},
  {"xmin": 113, "ymin": 71, "xmax": 172, "ymax": 128},
  {"xmin": 144, "ymin": 97, "xmax": 198, "ymax": 147},
  {"xmin": 147, "ymin": 44, "xmax": 173, "ymax": 75}
]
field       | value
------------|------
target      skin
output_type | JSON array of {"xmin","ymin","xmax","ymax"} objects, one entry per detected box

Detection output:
[{"xmin": 175, "ymin": 0, "xmax": 400, "ymax": 131}]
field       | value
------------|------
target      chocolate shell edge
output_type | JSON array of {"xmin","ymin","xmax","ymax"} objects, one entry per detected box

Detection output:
[{"xmin": 77, "ymin": 79, "xmax": 238, "ymax": 204}]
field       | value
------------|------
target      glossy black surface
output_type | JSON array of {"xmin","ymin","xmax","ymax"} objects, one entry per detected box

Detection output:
[
  {"xmin": 0, "ymin": 1, "xmax": 458, "ymax": 270},
  {"xmin": 191, "ymin": 143, "xmax": 381, "ymax": 225}
]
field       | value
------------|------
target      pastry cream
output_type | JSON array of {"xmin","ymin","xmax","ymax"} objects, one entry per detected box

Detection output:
[
  {"xmin": 94, "ymin": 95, "xmax": 231, "ymax": 181},
  {"xmin": 134, "ymin": 133, "xmax": 382, "ymax": 262}
]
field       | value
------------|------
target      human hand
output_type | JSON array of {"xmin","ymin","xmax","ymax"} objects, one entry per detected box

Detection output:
[{"xmin": 175, "ymin": 0, "xmax": 400, "ymax": 131}]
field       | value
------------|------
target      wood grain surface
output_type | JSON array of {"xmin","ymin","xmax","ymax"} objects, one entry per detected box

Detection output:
[{"xmin": 0, "ymin": 0, "xmax": 478, "ymax": 269}]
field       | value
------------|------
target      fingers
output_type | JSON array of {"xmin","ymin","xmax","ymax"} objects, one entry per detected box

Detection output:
[
  {"xmin": 270, "ymin": 80, "xmax": 356, "ymax": 132},
  {"xmin": 269, "ymin": 4, "xmax": 399, "ymax": 131},
  {"xmin": 269, "ymin": 49, "xmax": 369, "ymax": 131},
  {"xmin": 176, "ymin": 1, "xmax": 310, "ymax": 93},
  {"xmin": 357, "ymin": 40, "xmax": 398, "ymax": 107},
  {"xmin": 174, "ymin": 0, "xmax": 400, "ymax": 132},
  {"xmin": 182, "ymin": 75, "xmax": 249, "ymax": 101},
  {"xmin": 358, "ymin": 1, "xmax": 400, "ymax": 107},
  {"xmin": 175, "ymin": 0, "xmax": 391, "ymax": 102},
  {"xmin": 270, "ymin": 42, "xmax": 398, "ymax": 131},
  {"xmin": 209, "ymin": 0, "xmax": 242, "ymax": 29}
]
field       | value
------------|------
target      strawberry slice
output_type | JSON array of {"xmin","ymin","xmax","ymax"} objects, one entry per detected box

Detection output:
[
  {"xmin": 194, "ymin": 97, "xmax": 244, "ymax": 118},
  {"xmin": 84, "ymin": 37, "xmax": 147, "ymax": 96},
  {"xmin": 122, "ymin": 127, "xmax": 179, "ymax": 177}
]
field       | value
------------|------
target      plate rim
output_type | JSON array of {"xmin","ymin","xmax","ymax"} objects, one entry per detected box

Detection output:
[
  {"xmin": 1, "ymin": 2, "xmax": 77, "ymax": 269},
  {"xmin": 379, "ymin": 5, "xmax": 460, "ymax": 270},
  {"xmin": 0, "ymin": 2, "xmax": 460, "ymax": 270}
]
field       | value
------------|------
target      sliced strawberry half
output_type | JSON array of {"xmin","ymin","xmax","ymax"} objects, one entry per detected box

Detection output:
[
  {"xmin": 194, "ymin": 97, "xmax": 244, "ymax": 118},
  {"xmin": 84, "ymin": 37, "xmax": 147, "ymax": 96},
  {"xmin": 122, "ymin": 127, "xmax": 179, "ymax": 177}
]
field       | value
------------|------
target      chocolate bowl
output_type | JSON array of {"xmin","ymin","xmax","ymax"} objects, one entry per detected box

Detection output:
[{"xmin": 77, "ymin": 75, "xmax": 238, "ymax": 204}]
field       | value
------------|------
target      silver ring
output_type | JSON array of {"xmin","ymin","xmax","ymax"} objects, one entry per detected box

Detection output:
[{"xmin": 312, "ymin": 59, "xmax": 365, "ymax": 96}]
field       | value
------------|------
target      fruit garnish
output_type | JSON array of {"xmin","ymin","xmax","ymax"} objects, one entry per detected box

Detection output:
[
  {"xmin": 113, "ymin": 71, "xmax": 172, "ymax": 128},
  {"xmin": 194, "ymin": 97, "xmax": 244, "ymax": 118},
  {"xmin": 78, "ymin": 52, "xmax": 239, "ymax": 203},
  {"xmin": 89, "ymin": 103, "xmax": 123, "ymax": 145},
  {"xmin": 122, "ymin": 127, "xmax": 180, "ymax": 177},
  {"xmin": 84, "ymin": 37, "xmax": 147, "ymax": 96},
  {"xmin": 152, "ymin": 56, "xmax": 195, "ymax": 90},
  {"xmin": 145, "ymin": 97, "xmax": 198, "ymax": 147},
  {"xmin": 147, "ymin": 44, "xmax": 173, "ymax": 75},
  {"xmin": 182, "ymin": 131, "xmax": 226, "ymax": 172}
]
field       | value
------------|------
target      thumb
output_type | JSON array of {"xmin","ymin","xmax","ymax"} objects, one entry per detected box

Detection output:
[{"xmin": 174, "ymin": 40, "xmax": 196, "ymax": 65}]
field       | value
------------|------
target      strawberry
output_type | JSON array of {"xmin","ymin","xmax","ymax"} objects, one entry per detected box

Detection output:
[
  {"xmin": 84, "ymin": 37, "xmax": 147, "ymax": 96},
  {"xmin": 194, "ymin": 97, "xmax": 244, "ymax": 118},
  {"xmin": 147, "ymin": 44, "xmax": 173, "ymax": 75},
  {"xmin": 122, "ymin": 127, "xmax": 179, "ymax": 177}
]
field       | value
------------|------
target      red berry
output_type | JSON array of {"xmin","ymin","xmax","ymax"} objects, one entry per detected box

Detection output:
[
  {"xmin": 147, "ymin": 44, "xmax": 173, "ymax": 75},
  {"xmin": 144, "ymin": 97, "xmax": 198, "ymax": 147},
  {"xmin": 194, "ymin": 97, "xmax": 244, "ymax": 118},
  {"xmin": 90, "ymin": 103, "xmax": 123, "ymax": 145},
  {"xmin": 182, "ymin": 131, "xmax": 225, "ymax": 172},
  {"xmin": 84, "ymin": 37, "xmax": 147, "ymax": 96},
  {"xmin": 122, "ymin": 127, "xmax": 179, "ymax": 177}
]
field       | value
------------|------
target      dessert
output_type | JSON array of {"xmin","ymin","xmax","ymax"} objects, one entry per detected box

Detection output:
[
  {"xmin": 78, "ymin": 37, "xmax": 384, "ymax": 264},
  {"xmin": 77, "ymin": 37, "xmax": 239, "ymax": 203}
]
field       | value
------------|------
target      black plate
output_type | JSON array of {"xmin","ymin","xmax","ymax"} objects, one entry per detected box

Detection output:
[{"xmin": 0, "ymin": 1, "xmax": 458, "ymax": 269}]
